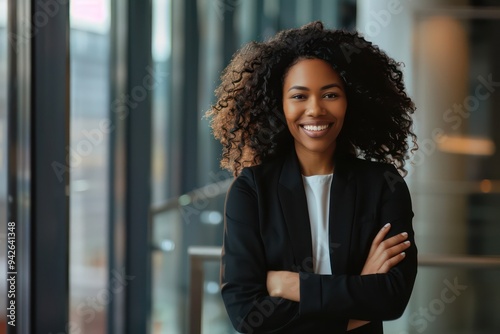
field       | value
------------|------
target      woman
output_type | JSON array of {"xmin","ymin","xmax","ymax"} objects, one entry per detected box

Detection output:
[{"xmin": 206, "ymin": 21, "xmax": 418, "ymax": 333}]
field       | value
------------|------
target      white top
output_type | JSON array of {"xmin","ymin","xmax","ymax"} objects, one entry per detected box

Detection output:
[{"xmin": 302, "ymin": 174, "xmax": 333, "ymax": 275}]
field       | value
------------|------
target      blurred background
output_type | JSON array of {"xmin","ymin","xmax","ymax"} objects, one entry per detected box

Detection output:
[{"xmin": 1, "ymin": 0, "xmax": 500, "ymax": 333}]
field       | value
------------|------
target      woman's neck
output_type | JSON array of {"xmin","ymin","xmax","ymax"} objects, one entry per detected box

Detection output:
[{"xmin": 295, "ymin": 144, "xmax": 335, "ymax": 176}]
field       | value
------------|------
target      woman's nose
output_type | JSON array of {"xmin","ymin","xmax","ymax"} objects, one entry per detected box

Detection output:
[{"xmin": 306, "ymin": 98, "xmax": 326, "ymax": 116}]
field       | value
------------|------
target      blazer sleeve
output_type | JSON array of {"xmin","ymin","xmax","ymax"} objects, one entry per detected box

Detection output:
[
  {"xmin": 220, "ymin": 168, "xmax": 300, "ymax": 333},
  {"xmin": 299, "ymin": 165, "xmax": 418, "ymax": 321}
]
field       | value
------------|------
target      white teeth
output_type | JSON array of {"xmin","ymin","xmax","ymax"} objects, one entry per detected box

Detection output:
[{"xmin": 302, "ymin": 124, "xmax": 329, "ymax": 131}]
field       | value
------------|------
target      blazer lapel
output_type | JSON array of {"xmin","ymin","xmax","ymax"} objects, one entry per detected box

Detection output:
[
  {"xmin": 277, "ymin": 150, "xmax": 314, "ymax": 273},
  {"xmin": 329, "ymin": 157, "xmax": 356, "ymax": 274}
]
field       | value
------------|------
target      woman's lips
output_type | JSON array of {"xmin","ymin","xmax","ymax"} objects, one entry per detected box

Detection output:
[{"xmin": 300, "ymin": 123, "xmax": 332, "ymax": 138}]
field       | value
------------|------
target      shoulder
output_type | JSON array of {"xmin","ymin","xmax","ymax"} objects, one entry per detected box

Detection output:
[
  {"xmin": 342, "ymin": 157, "xmax": 408, "ymax": 192},
  {"xmin": 345, "ymin": 157, "xmax": 400, "ymax": 177},
  {"xmin": 238, "ymin": 155, "xmax": 284, "ymax": 184},
  {"xmin": 228, "ymin": 157, "xmax": 283, "ymax": 196}
]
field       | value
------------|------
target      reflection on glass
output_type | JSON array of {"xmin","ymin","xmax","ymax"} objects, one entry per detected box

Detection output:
[
  {"xmin": 69, "ymin": 1, "xmax": 110, "ymax": 333},
  {"xmin": 196, "ymin": 0, "xmax": 224, "ymax": 186},
  {"xmin": 150, "ymin": 188, "xmax": 229, "ymax": 334},
  {"xmin": 411, "ymin": 14, "xmax": 500, "ymax": 333},
  {"xmin": 384, "ymin": 267, "xmax": 500, "ymax": 333},
  {"xmin": 151, "ymin": 0, "xmax": 172, "ymax": 205},
  {"xmin": 0, "ymin": 0, "xmax": 7, "ymax": 332},
  {"xmin": 151, "ymin": 210, "xmax": 183, "ymax": 333},
  {"xmin": 412, "ymin": 16, "xmax": 500, "ymax": 256},
  {"xmin": 202, "ymin": 261, "xmax": 235, "ymax": 333}
]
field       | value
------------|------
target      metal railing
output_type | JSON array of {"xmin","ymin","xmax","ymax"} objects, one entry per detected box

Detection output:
[{"xmin": 188, "ymin": 247, "xmax": 224, "ymax": 334}]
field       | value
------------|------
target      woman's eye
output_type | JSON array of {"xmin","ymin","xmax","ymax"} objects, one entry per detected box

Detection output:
[
  {"xmin": 324, "ymin": 93, "xmax": 338, "ymax": 99},
  {"xmin": 291, "ymin": 94, "xmax": 306, "ymax": 99}
]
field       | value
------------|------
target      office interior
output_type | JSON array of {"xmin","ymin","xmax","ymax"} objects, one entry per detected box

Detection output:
[{"xmin": 0, "ymin": 0, "xmax": 499, "ymax": 333}]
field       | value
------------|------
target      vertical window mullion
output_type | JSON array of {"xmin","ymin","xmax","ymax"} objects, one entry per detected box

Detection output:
[{"xmin": 30, "ymin": 1, "xmax": 70, "ymax": 333}]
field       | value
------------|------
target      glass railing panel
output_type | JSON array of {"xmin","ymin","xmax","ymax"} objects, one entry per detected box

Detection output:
[
  {"xmin": 385, "ymin": 266, "xmax": 500, "ymax": 334},
  {"xmin": 69, "ymin": 1, "xmax": 111, "ymax": 332},
  {"xmin": 189, "ymin": 253, "xmax": 500, "ymax": 333},
  {"xmin": 150, "ymin": 180, "xmax": 230, "ymax": 333}
]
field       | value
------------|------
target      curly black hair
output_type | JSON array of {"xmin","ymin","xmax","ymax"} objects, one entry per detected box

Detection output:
[{"xmin": 206, "ymin": 21, "xmax": 417, "ymax": 176}]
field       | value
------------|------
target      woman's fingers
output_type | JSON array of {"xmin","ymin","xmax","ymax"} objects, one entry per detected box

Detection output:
[
  {"xmin": 362, "ymin": 226, "xmax": 411, "ymax": 275},
  {"xmin": 379, "ymin": 251, "xmax": 407, "ymax": 273},
  {"xmin": 368, "ymin": 223, "xmax": 392, "ymax": 255},
  {"xmin": 368, "ymin": 224, "xmax": 408, "ymax": 258},
  {"xmin": 370, "ymin": 232, "xmax": 409, "ymax": 260},
  {"xmin": 379, "ymin": 232, "xmax": 409, "ymax": 250},
  {"xmin": 375, "ymin": 240, "xmax": 411, "ymax": 273},
  {"xmin": 362, "ymin": 243, "xmax": 409, "ymax": 275}
]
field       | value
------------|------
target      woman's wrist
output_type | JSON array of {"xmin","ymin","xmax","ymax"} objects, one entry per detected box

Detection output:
[
  {"xmin": 267, "ymin": 271, "xmax": 300, "ymax": 302},
  {"xmin": 279, "ymin": 271, "xmax": 300, "ymax": 302}
]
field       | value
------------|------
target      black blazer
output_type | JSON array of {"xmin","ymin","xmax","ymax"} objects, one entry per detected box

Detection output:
[{"xmin": 220, "ymin": 149, "xmax": 417, "ymax": 333}]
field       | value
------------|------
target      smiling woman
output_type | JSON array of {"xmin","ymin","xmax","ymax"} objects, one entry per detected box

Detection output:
[
  {"xmin": 206, "ymin": 21, "xmax": 419, "ymax": 333},
  {"xmin": 207, "ymin": 21, "xmax": 416, "ymax": 178},
  {"xmin": 282, "ymin": 58, "xmax": 347, "ymax": 176}
]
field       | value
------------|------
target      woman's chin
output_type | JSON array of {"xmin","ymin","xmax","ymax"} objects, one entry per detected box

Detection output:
[{"xmin": 294, "ymin": 141, "xmax": 337, "ymax": 156}]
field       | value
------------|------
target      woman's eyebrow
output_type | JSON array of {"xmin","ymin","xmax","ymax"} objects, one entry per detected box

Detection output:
[
  {"xmin": 287, "ymin": 83, "xmax": 343, "ymax": 92},
  {"xmin": 321, "ymin": 83, "xmax": 343, "ymax": 90}
]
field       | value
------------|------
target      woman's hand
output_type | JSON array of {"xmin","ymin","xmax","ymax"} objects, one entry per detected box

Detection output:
[
  {"xmin": 361, "ymin": 223, "xmax": 411, "ymax": 275},
  {"xmin": 348, "ymin": 223, "xmax": 411, "ymax": 331},
  {"xmin": 266, "ymin": 270, "xmax": 300, "ymax": 302}
]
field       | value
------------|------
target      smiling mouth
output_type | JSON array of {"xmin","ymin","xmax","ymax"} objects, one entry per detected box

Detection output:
[
  {"xmin": 299, "ymin": 123, "xmax": 333, "ymax": 138},
  {"xmin": 300, "ymin": 124, "xmax": 332, "ymax": 132}
]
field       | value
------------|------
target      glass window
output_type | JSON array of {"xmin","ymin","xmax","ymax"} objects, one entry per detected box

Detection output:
[
  {"xmin": 0, "ymin": 0, "xmax": 7, "ymax": 331},
  {"xmin": 411, "ymin": 15, "xmax": 500, "ymax": 256},
  {"xmin": 69, "ymin": 1, "xmax": 111, "ymax": 333},
  {"xmin": 196, "ymin": 0, "xmax": 226, "ymax": 186},
  {"xmin": 151, "ymin": 0, "xmax": 175, "ymax": 331},
  {"xmin": 150, "ymin": 190, "xmax": 230, "ymax": 334},
  {"xmin": 384, "ymin": 267, "xmax": 500, "ymax": 334},
  {"xmin": 151, "ymin": 0, "xmax": 172, "ymax": 205},
  {"xmin": 355, "ymin": 3, "xmax": 500, "ymax": 332},
  {"xmin": 387, "ymin": 13, "xmax": 500, "ymax": 333},
  {"xmin": 149, "ymin": 1, "xmax": 350, "ymax": 333}
]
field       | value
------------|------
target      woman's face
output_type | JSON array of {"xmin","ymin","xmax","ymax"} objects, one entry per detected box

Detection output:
[{"xmin": 282, "ymin": 58, "xmax": 347, "ymax": 158}]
